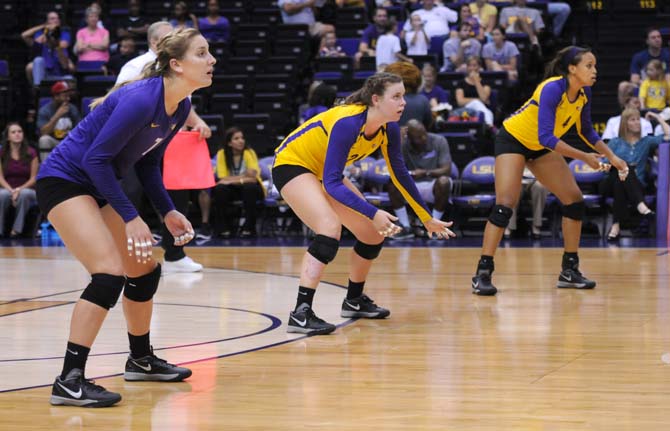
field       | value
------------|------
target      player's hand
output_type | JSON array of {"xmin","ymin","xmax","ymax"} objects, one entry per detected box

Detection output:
[
  {"xmin": 424, "ymin": 218, "xmax": 456, "ymax": 240},
  {"xmin": 582, "ymin": 152, "xmax": 603, "ymax": 171},
  {"xmin": 55, "ymin": 102, "xmax": 69, "ymax": 118},
  {"xmin": 191, "ymin": 118, "xmax": 212, "ymax": 140},
  {"xmin": 126, "ymin": 216, "xmax": 157, "ymax": 264},
  {"xmin": 609, "ymin": 154, "xmax": 629, "ymax": 181},
  {"xmin": 372, "ymin": 210, "xmax": 403, "ymax": 238},
  {"xmin": 164, "ymin": 210, "xmax": 195, "ymax": 246}
]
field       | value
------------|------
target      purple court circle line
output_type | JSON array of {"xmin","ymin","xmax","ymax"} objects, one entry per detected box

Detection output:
[
  {"xmin": 0, "ymin": 303, "xmax": 283, "ymax": 363},
  {"xmin": 0, "ymin": 273, "xmax": 359, "ymax": 394}
]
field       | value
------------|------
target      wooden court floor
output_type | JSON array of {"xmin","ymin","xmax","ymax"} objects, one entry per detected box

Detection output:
[{"xmin": 0, "ymin": 245, "xmax": 669, "ymax": 430}]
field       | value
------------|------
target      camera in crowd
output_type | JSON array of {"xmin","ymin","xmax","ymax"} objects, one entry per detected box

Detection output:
[{"xmin": 45, "ymin": 26, "xmax": 61, "ymax": 43}]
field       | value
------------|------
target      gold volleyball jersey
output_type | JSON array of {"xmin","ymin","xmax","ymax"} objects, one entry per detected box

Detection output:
[
  {"xmin": 503, "ymin": 76, "xmax": 601, "ymax": 151},
  {"xmin": 274, "ymin": 104, "xmax": 431, "ymax": 222}
]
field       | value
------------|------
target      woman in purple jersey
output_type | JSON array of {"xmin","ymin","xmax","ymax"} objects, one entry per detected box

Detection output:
[{"xmin": 36, "ymin": 28, "xmax": 216, "ymax": 408}]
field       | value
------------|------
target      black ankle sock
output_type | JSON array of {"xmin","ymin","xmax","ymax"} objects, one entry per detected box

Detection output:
[
  {"xmin": 61, "ymin": 342, "xmax": 90, "ymax": 379},
  {"xmin": 346, "ymin": 280, "xmax": 365, "ymax": 300},
  {"xmin": 128, "ymin": 332, "xmax": 151, "ymax": 359},
  {"xmin": 477, "ymin": 255, "xmax": 494, "ymax": 273},
  {"xmin": 296, "ymin": 286, "xmax": 315, "ymax": 310},
  {"xmin": 562, "ymin": 252, "xmax": 579, "ymax": 270}
]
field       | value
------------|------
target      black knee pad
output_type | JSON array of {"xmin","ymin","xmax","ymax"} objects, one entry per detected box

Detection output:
[
  {"xmin": 562, "ymin": 201, "xmax": 585, "ymax": 221},
  {"xmin": 124, "ymin": 264, "xmax": 161, "ymax": 302},
  {"xmin": 488, "ymin": 204, "xmax": 513, "ymax": 228},
  {"xmin": 307, "ymin": 234, "xmax": 340, "ymax": 264},
  {"xmin": 354, "ymin": 240, "xmax": 383, "ymax": 260},
  {"xmin": 81, "ymin": 273, "xmax": 126, "ymax": 310}
]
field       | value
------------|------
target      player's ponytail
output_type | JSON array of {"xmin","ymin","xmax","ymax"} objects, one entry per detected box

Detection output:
[
  {"xmin": 89, "ymin": 28, "xmax": 201, "ymax": 109},
  {"xmin": 544, "ymin": 45, "xmax": 591, "ymax": 79},
  {"xmin": 345, "ymin": 72, "xmax": 403, "ymax": 106}
]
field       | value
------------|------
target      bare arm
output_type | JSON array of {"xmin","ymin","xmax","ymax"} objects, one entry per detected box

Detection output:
[
  {"xmin": 21, "ymin": 24, "xmax": 45, "ymax": 46},
  {"xmin": 40, "ymin": 103, "xmax": 69, "ymax": 136},
  {"xmin": 0, "ymin": 164, "xmax": 11, "ymax": 190},
  {"xmin": 282, "ymin": 0, "xmax": 315, "ymax": 15},
  {"xmin": 630, "ymin": 73, "xmax": 641, "ymax": 86}
]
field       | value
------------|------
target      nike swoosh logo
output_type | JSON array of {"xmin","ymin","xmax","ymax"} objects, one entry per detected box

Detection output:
[
  {"xmin": 564, "ymin": 274, "xmax": 572, "ymax": 281},
  {"xmin": 298, "ymin": 291, "xmax": 307, "ymax": 295},
  {"xmin": 128, "ymin": 282, "xmax": 136, "ymax": 287},
  {"xmin": 66, "ymin": 349, "xmax": 79, "ymax": 355},
  {"xmin": 132, "ymin": 360, "xmax": 152, "ymax": 372},
  {"xmin": 290, "ymin": 315, "xmax": 307, "ymax": 327},
  {"xmin": 345, "ymin": 301, "xmax": 360, "ymax": 311},
  {"xmin": 473, "ymin": 281, "xmax": 479, "ymax": 289},
  {"xmin": 151, "ymin": 123, "xmax": 160, "ymax": 128},
  {"xmin": 57, "ymin": 382, "xmax": 82, "ymax": 399}
]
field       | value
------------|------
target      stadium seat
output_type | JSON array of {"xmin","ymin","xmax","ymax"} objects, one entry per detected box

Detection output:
[{"xmin": 452, "ymin": 156, "xmax": 496, "ymax": 234}]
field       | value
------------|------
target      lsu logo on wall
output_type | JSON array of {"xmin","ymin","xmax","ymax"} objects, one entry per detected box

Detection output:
[{"xmin": 471, "ymin": 164, "xmax": 494, "ymax": 175}]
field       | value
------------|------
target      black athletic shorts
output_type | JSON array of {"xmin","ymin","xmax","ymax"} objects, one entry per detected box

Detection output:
[
  {"xmin": 36, "ymin": 177, "xmax": 107, "ymax": 217},
  {"xmin": 272, "ymin": 164, "xmax": 314, "ymax": 195},
  {"xmin": 494, "ymin": 126, "xmax": 551, "ymax": 160}
]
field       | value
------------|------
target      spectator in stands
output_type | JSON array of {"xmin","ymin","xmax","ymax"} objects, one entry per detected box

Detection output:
[
  {"xmin": 639, "ymin": 59, "xmax": 670, "ymax": 111},
  {"xmin": 116, "ymin": 0, "xmax": 149, "ymax": 41},
  {"xmin": 78, "ymin": 1, "xmax": 107, "ymax": 30},
  {"xmin": 469, "ymin": 0, "xmax": 497, "ymax": 37},
  {"xmin": 457, "ymin": 3, "xmax": 484, "ymax": 43},
  {"xmin": 532, "ymin": 0, "xmax": 571, "ymax": 38},
  {"xmin": 170, "ymin": 1, "xmax": 199, "ymax": 30},
  {"xmin": 482, "ymin": 26, "xmax": 519, "ymax": 82},
  {"xmin": 504, "ymin": 168, "xmax": 548, "ymax": 239},
  {"xmin": 117, "ymin": 22, "xmax": 210, "ymax": 273},
  {"xmin": 499, "ymin": 0, "xmax": 544, "ymax": 48},
  {"xmin": 301, "ymin": 82, "xmax": 337, "ymax": 123},
  {"xmin": 402, "ymin": 0, "xmax": 457, "ymax": 39},
  {"xmin": 603, "ymin": 109, "xmax": 669, "ymax": 240},
  {"xmin": 376, "ymin": 21, "xmax": 412, "ymax": 70},
  {"xmin": 22, "ymin": 11, "xmax": 75, "ymax": 86},
  {"xmin": 198, "ymin": 0, "xmax": 230, "ymax": 43},
  {"xmin": 602, "ymin": 95, "xmax": 653, "ymax": 141},
  {"xmin": 441, "ymin": 22, "xmax": 481, "ymax": 72},
  {"xmin": 455, "ymin": 56, "xmax": 494, "ymax": 126},
  {"xmin": 389, "ymin": 119, "xmax": 452, "ymax": 239},
  {"xmin": 385, "ymin": 61, "xmax": 432, "ymax": 128},
  {"xmin": 212, "ymin": 127, "xmax": 264, "ymax": 238},
  {"xmin": 74, "ymin": 7, "xmax": 110, "ymax": 64},
  {"xmin": 319, "ymin": 31, "xmax": 346, "ymax": 57},
  {"xmin": 420, "ymin": 63, "xmax": 450, "ymax": 108},
  {"xmin": 0, "ymin": 123, "xmax": 38, "ymax": 238},
  {"xmin": 628, "ymin": 27, "xmax": 669, "ymax": 87},
  {"xmin": 37, "ymin": 81, "xmax": 81, "ymax": 161},
  {"xmin": 107, "ymin": 36, "xmax": 137, "ymax": 75},
  {"xmin": 355, "ymin": 7, "xmax": 390, "ymax": 68},
  {"xmin": 278, "ymin": 0, "xmax": 335, "ymax": 38},
  {"xmin": 404, "ymin": 13, "xmax": 430, "ymax": 55}
]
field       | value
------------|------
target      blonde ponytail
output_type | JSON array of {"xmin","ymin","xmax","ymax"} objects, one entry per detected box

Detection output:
[{"xmin": 89, "ymin": 28, "xmax": 200, "ymax": 110}]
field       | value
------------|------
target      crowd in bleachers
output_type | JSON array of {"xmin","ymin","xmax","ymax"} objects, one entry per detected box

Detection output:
[{"xmin": 0, "ymin": 0, "xmax": 669, "ymax": 241}]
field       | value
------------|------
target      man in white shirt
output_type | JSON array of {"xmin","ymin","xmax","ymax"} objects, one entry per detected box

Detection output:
[
  {"xmin": 402, "ymin": 0, "xmax": 457, "ymax": 39},
  {"xmin": 117, "ymin": 21, "xmax": 209, "ymax": 273}
]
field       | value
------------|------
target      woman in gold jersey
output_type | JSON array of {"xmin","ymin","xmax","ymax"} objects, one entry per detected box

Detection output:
[
  {"xmin": 273, "ymin": 73, "xmax": 455, "ymax": 335},
  {"xmin": 470, "ymin": 46, "xmax": 628, "ymax": 296}
]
